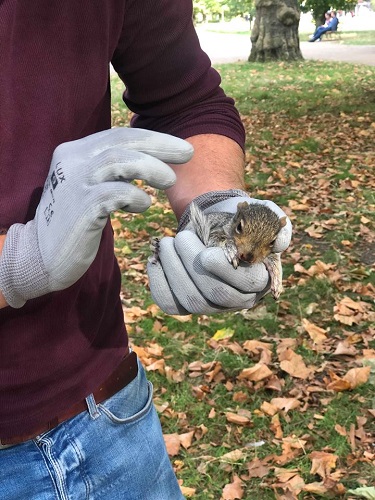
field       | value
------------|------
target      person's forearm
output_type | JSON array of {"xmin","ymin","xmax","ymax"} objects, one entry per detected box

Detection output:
[
  {"xmin": 166, "ymin": 134, "xmax": 245, "ymax": 220},
  {"xmin": 0, "ymin": 235, "xmax": 9, "ymax": 309}
]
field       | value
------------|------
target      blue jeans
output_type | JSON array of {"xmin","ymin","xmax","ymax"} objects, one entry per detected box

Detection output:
[
  {"xmin": 0, "ymin": 359, "xmax": 184, "ymax": 500},
  {"xmin": 311, "ymin": 26, "xmax": 331, "ymax": 41}
]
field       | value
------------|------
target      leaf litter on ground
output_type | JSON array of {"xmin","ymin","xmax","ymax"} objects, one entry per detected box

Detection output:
[{"xmin": 110, "ymin": 61, "xmax": 375, "ymax": 498}]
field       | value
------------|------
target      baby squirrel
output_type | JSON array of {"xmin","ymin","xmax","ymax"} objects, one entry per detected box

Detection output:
[{"xmin": 187, "ymin": 201, "xmax": 287, "ymax": 300}]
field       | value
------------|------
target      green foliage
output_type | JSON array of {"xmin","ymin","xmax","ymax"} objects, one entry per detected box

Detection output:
[
  {"xmin": 193, "ymin": 0, "xmax": 254, "ymax": 19},
  {"xmin": 300, "ymin": 0, "xmax": 356, "ymax": 25},
  {"xmin": 194, "ymin": 0, "xmax": 357, "ymax": 26}
]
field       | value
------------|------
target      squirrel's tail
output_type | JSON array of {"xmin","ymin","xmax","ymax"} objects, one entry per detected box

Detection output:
[{"xmin": 189, "ymin": 202, "xmax": 211, "ymax": 246}]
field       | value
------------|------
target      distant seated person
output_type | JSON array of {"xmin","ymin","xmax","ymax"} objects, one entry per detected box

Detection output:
[
  {"xmin": 309, "ymin": 11, "xmax": 339, "ymax": 42},
  {"xmin": 322, "ymin": 11, "xmax": 331, "ymax": 27}
]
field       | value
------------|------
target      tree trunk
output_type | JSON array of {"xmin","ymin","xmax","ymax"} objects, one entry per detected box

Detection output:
[{"xmin": 249, "ymin": 0, "xmax": 303, "ymax": 62}]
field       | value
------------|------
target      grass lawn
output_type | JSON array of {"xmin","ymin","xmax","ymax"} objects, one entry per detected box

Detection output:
[
  {"xmin": 110, "ymin": 60, "xmax": 375, "ymax": 499},
  {"xmin": 299, "ymin": 30, "xmax": 375, "ymax": 45}
]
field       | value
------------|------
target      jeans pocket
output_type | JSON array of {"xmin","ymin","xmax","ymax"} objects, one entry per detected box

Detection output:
[{"xmin": 97, "ymin": 362, "xmax": 154, "ymax": 425}]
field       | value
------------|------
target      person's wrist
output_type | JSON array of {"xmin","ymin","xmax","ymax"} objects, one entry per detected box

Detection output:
[{"xmin": 177, "ymin": 189, "xmax": 249, "ymax": 232}]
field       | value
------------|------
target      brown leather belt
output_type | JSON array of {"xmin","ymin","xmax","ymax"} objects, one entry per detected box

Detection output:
[{"xmin": 0, "ymin": 350, "xmax": 138, "ymax": 447}]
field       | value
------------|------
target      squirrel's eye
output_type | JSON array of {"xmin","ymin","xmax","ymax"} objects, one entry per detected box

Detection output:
[{"xmin": 270, "ymin": 239, "xmax": 276, "ymax": 247}]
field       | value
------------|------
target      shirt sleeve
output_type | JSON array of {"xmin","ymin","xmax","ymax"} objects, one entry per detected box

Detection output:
[{"xmin": 111, "ymin": 0, "xmax": 245, "ymax": 149}]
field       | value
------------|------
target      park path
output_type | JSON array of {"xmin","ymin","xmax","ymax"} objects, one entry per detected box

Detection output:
[{"xmin": 196, "ymin": 28, "xmax": 375, "ymax": 67}]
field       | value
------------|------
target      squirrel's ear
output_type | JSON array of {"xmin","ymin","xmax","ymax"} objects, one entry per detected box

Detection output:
[
  {"xmin": 279, "ymin": 216, "xmax": 287, "ymax": 228},
  {"xmin": 235, "ymin": 218, "xmax": 245, "ymax": 234},
  {"xmin": 237, "ymin": 201, "xmax": 249, "ymax": 211}
]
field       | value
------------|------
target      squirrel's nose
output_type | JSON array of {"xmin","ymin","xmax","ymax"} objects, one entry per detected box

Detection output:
[{"xmin": 241, "ymin": 253, "xmax": 254, "ymax": 263}]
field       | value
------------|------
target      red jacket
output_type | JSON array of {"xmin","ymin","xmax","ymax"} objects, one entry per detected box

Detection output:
[{"xmin": 0, "ymin": 0, "xmax": 245, "ymax": 438}]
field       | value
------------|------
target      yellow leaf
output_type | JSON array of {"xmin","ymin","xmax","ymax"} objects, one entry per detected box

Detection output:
[{"xmin": 212, "ymin": 328, "xmax": 235, "ymax": 341}]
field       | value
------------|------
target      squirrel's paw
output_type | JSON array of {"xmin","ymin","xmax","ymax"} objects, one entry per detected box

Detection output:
[
  {"xmin": 264, "ymin": 253, "xmax": 283, "ymax": 300},
  {"xmin": 148, "ymin": 237, "xmax": 161, "ymax": 265},
  {"xmin": 223, "ymin": 240, "xmax": 240, "ymax": 269}
]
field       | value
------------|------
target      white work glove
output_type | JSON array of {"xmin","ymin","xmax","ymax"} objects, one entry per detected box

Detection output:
[
  {"xmin": 0, "ymin": 128, "xmax": 193, "ymax": 308},
  {"xmin": 147, "ymin": 190, "xmax": 292, "ymax": 315}
]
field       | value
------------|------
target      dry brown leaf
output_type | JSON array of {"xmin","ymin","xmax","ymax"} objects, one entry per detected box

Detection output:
[
  {"xmin": 205, "ymin": 362, "xmax": 223, "ymax": 383},
  {"xmin": 288, "ymin": 200, "xmax": 309, "ymax": 211},
  {"xmin": 171, "ymin": 314, "xmax": 193, "ymax": 322},
  {"xmin": 180, "ymin": 486, "xmax": 196, "ymax": 498},
  {"xmin": 237, "ymin": 363, "xmax": 273, "ymax": 382},
  {"xmin": 335, "ymin": 424, "xmax": 347, "ymax": 436},
  {"xmin": 247, "ymin": 457, "xmax": 271, "ymax": 478},
  {"xmin": 340, "ymin": 296, "xmax": 367, "ymax": 312},
  {"xmin": 303, "ymin": 482, "xmax": 329, "ymax": 495},
  {"xmin": 274, "ymin": 467, "xmax": 300, "ymax": 483},
  {"xmin": 124, "ymin": 306, "xmax": 150, "ymax": 323},
  {"xmin": 343, "ymin": 366, "xmax": 371, "ymax": 389},
  {"xmin": 333, "ymin": 313, "xmax": 358, "ymax": 326},
  {"xmin": 221, "ymin": 449, "xmax": 245, "ymax": 462},
  {"xmin": 328, "ymin": 366, "xmax": 371, "ymax": 392},
  {"xmin": 179, "ymin": 431, "xmax": 195, "ymax": 450},
  {"xmin": 131, "ymin": 345, "xmax": 149, "ymax": 362},
  {"xmin": 302, "ymin": 318, "xmax": 328, "ymax": 344},
  {"xmin": 233, "ymin": 391, "xmax": 248, "ymax": 403},
  {"xmin": 270, "ymin": 398, "xmax": 301, "ymax": 413},
  {"xmin": 111, "ymin": 218, "xmax": 122, "ymax": 230},
  {"xmin": 221, "ymin": 475, "xmax": 244, "ymax": 500},
  {"xmin": 265, "ymin": 375, "xmax": 284, "ymax": 391},
  {"xmin": 225, "ymin": 412, "xmax": 251, "ymax": 426},
  {"xmin": 145, "ymin": 358, "xmax": 165, "ymax": 374},
  {"xmin": 194, "ymin": 424, "xmax": 208, "ymax": 440},
  {"xmin": 146, "ymin": 342, "xmax": 164, "ymax": 357},
  {"xmin": 333, "ymin": 296, "xmax": 370, "ymax": 325},
  {"xmin": 309, "ymin": 451, "xmax": 338, "ymax": 479},
  {"xmin": 333, "ymin": 341, "xmax": 358, "ymax": 356},
  {"xmin": 165, "ymin": 365, "xmax": 185, "ymax": 383},
  {"xmin": 271, "ymin": 413, "xmax": 283, "ymax": 439},
  {"xmin": 243, "ymin": 340, "xmax": 273, "ymax": 353},
  {"xmin": 282, "ymin": 436, "xmax": 307, "ymax": 450},
  {"xmin": 260, "ymin": 401, "xmax": 278, "ymax": 416},
  {"xmin": 208, "ymin": 407, "xmax": 216, "ymax": 419},
  {"xmin": 164, "ymin": 433, "xmax": 181, "ymax": 456},
  {"xmin": 327, "ymin": 378, "xmax": 352, "ymax": 392},
  {"xmin": 279, "ymin": 349, "xmax": 312, "ymax": 379}
]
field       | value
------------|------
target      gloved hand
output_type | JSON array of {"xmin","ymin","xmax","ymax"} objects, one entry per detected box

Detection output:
[
  {"xmin": 147, "ymin": 190, "xmax": 292, "ymax": 315},
  {"xmin": 0, "ymin": 128, "xmax": 193, "ymax": 308}
]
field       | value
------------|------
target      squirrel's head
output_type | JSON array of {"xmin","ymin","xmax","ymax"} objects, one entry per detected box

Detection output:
[{"xmin": 231, "ymin": 202, "xmax": 287, "ymax": 263}]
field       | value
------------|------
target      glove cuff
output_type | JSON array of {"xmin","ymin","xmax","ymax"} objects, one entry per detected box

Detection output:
[
  {"xmin": 177, "ymin": 189, "xmax": 249, "ymax": 232},
  {"xmin": 0, "ymin": 222, "xmax": 49, "ymax": 308}
]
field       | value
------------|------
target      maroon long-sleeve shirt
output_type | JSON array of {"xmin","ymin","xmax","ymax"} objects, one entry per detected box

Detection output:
[{"xmin": 0, "ymin": 0, "xmax": 245, "ymax": 439}]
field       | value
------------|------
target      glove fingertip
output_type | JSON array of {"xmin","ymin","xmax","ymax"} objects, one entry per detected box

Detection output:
[{"xmin": 273, "ymin": 217, "xmax": 292, "ymax": 252}]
